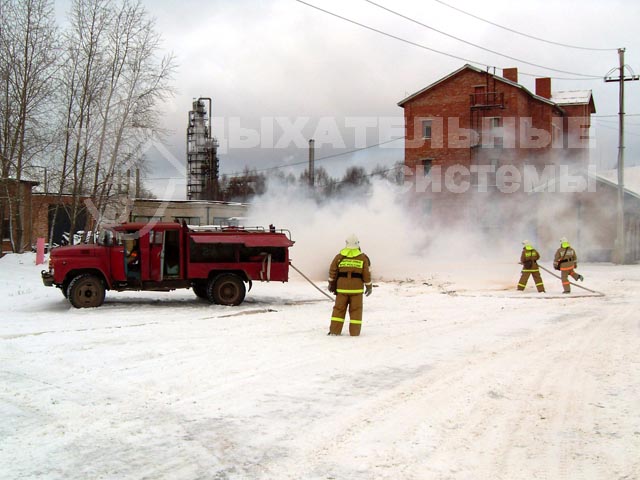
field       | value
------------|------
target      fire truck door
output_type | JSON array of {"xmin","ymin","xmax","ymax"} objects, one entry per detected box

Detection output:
[
  {"xmin": 123, "ymin": 234, "xmax": 141, "ymax": 281},
  {"xmin": 149, "ymin": 230, "xmax": 164, "ymax": 282},
  {"xmin": 162, "ymin": 229, "xmax": 181, "ymax": 279},
  {"xmin": 110, "ymin": 233, "xmax": 126, "ymax": 282}
]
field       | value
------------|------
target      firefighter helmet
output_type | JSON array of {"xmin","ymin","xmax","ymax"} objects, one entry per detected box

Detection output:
[{"xmin": 345, "ymin": 234, "xmax": 360, "ymax": 249}]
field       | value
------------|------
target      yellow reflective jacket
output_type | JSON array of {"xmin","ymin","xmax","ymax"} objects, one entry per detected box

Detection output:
[
  {"xmin": 329, "ymin": 248, "xmax": 372, "ymax": 295},
  {"xmin": 554, "ymin": 245, "xmax": 577, "ymax": 269},
  {"xmin": 520, "ymin": 246, "xmax": 540, "ymax": 270}
]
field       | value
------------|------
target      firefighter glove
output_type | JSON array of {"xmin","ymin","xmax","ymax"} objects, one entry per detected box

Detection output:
[
  {"xmin": 328, "ymin": 280, "xmax": 337, "ymax": 294},
  {"xmin": 365, "ymin": 284, "xmax": 373, "ymax": 297}
]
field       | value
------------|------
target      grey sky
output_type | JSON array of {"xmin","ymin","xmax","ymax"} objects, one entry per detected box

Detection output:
[{"xmin": 55, "ymin": 0, "xmax": 640, "ymax": 198}]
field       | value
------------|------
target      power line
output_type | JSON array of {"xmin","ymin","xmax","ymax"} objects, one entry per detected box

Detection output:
[
  {"xmin": 596, "ymin": 117, "xmax": 640, "ymax": 127},
  {"xmin": 297, "ymin": 1, "xmax": 487, "ymax": 68},
  {"xmin": 594, "ymin": 114, "xmax": 640, "ymax": 118},
  {"xmin": 433, "ymin": 0, "xmax": 617, "ymax": 52},
  {"xmin": 595, "ymin": 122, "xmax": 640, "ymax": 137},
  {"xmin": 146, "ymin": 137, "xmax": 406, "ymax": 180},
  {"xmin": 223, "ymin": 136, "xmax": 405, "ymax": 177},
  {"xmin": 365, "ymin": 0, "xmax": 602, "ymax": 79},
  {"xmin": 296, "ymin": 0, "xmax": 601, "ymax": 80},
  {"xmin": 334, "ymin": 163, "xmax": 404, "ymax": 185}
]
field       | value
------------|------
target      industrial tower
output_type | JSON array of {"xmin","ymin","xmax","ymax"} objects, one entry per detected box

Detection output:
[{"xmin": 187, "ymin": 97, "xmax": 219, "ymax": 200}]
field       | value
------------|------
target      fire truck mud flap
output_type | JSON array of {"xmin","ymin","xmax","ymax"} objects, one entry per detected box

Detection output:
[{"xmin": 41, "ymin": 270, "xmax": 54, "ymax": 287}]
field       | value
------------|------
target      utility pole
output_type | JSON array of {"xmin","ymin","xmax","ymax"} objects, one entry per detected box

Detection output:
[
  {"xmin": 308, "ymin": 139, "xmax": 315, "ymax": 187},
  {"xmin": 605, "ymin": 48, "xmax": 639, "ymax": 264}
]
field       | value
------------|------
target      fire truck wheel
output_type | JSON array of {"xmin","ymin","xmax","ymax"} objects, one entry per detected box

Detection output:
[
  {"xmin": 208, "ymin": 274, "xmax": 246, "ymax": 306},
  {"xmin": 67, "ymin": 274, "xmax": 106, "ymax": 308}
]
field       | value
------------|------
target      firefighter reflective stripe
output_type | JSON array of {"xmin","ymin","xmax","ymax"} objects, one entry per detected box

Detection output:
[
  {"xmin": 522, "ymin": 269, "xmax": 539, "ymax": 272},
  {"xmin": 560, "ymin": 266, "xmax": 574, "ymax": 271},
  {"xmin": 331, "ymin": 317, "xmax": 345, "ymax": 323},
  {"xmin": 518, "ymin": 283, "xmax": 526, "ymax": 288},
  {"xmin": 524, "ymin": 251, "xmax": 536, "ymax": 258},
  {"xmin": 536, "ymin": 282, "xmax": 544, "ymax": 287},
  {"xmin": 338, "ymin": 259, "xmax": 364, "ymax": 269},
  {"xmin": 336, "ymin": 288, "xmax": 364, "ymax": 294},
  {"xmin": 350, "ymin": 319, "xmax": 362, "ymax": 324}
]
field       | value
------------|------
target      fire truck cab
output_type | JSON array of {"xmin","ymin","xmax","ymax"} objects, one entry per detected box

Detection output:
[{"xmin": 42, "ymin": 222, "xmax": 294, "ymax": 308}]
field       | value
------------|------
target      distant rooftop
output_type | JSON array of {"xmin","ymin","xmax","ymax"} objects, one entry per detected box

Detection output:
[
  {"xmin": 551, "ymin": 90, "xmax": 593, "ymax": 106},
  {"xmin": 597, "ymin": 166, "xmax": 640, "ymax": 197}
]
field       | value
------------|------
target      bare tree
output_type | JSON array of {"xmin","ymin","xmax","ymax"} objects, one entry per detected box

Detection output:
[
  {"xmin": 49, "ymin": 0, "xmax": 175, "ymax": 243},
  {"xmin": 339, "ymin": 166, "xmax": 370, "ymax": 192},
  {"xmin": 91, "ymin": 0, "xmax": 175, "ymax": 227},
  {"xmin": 0, "ymin": 0, "xmax": 58, "ymax": 251}
]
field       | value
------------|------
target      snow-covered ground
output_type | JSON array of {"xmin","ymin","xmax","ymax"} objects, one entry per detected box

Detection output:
[{"xmin": 1, "ymin": 253, "xmax": 639, "ymax": 479}]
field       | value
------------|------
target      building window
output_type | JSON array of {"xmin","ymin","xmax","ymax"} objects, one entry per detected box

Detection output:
[
  {"xmin": 487, "ymin": 117, "xmax": 503, "ymax": 149},
  {"xmin": 552, "ymin": 121, "xmax": 562, "ymax": 148},
  {"xmin": 422, "ymin": 120, "xmax": 432, "ymax": 139},
  {"xmin": 133, "ymin": 215, "xmax": 162, "ymax": 223},
  {"xmin": 174, "ymin": 216, "xmax": 200, "ymax": 226},
  {"xmin": 488, "ymin": 117, "xmax": 502, "ymax": 129},
  {"xmin": 473, "ymin": 85, "xmax": 486, "ymax": 105},
  {"xmin": 418, "ymin": 158, "xmax": 433, "ymax": 176}
]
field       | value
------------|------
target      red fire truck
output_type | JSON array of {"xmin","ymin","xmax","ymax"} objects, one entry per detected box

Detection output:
[{"xmin": 41, "ymin": 222, "xmax": 294, "ymax": 308}]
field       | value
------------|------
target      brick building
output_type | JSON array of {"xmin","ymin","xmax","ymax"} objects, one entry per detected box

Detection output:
[
  {"xmin": 397, "ymin": 64, "xmax": 640, "ymax": 262},
  {"xmin": 31, "ymin": 194, "xmax": 92, "ymax": 247},
  {"xmin": 399, "ymin": 64, "xmax": 595, "ymax": 177},
  {"xmin": 1, "ymin": 178, "xmax": 39, "ymax": 254}
]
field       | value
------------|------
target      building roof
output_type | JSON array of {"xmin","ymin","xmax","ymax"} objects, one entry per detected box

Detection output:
[
  {"xmin": 398, "ymin": 64, "xmax": 560, "ymax": 108},
  {"xmin": 551, "ymin": 90, "xmax": 591, "ymax": 105},
  {"xmin": 528, "ymin": 166, "xmax": 640, "ymax": 201},
  {"xmin": 551, "ymin": 90, "xmax": 596, "ymax": 113},
  {"xmin": 0, "ymin": 177, "xmax": 39, "ymax": 186},
  {"xmin": 597, "ymin": 166, "xmax": 640, "ymax": 198},
  {"xmin": 398, "ymin": 64, "xmax": 595, "ymax": 115}
]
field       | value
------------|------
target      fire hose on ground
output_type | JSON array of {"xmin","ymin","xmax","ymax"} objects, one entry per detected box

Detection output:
[
  {"xmin": 290, "ymin": 262, "xmax": 605, "ymax": 301},
  {"xmin": 290, "ymin": 263, "xmax": 334, "ymax": 301},
  {"xmin": 537, "ymin": 264, "xmax": 605, "ymax": 297}
]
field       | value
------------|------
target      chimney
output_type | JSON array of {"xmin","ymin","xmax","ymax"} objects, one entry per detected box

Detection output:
[
  {"xmin": 535, "ymin": 77, "xmax": 552, "ymax": 99},
  {"xmin": 503, "ymin": 67, "xmax": 518, "ymax": 84}
]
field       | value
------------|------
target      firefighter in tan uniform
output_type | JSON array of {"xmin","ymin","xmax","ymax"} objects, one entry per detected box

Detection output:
[
  {"xmin": 554, "ymin": 237, "xmax": 584, "ymax": 293},
  {"xmin": 517, "ymin": 240, "xmax": 545, "ymax": 293},
  {"xmin": 327, "ymin": 234, "xmax": 372, "ymax": 336}
]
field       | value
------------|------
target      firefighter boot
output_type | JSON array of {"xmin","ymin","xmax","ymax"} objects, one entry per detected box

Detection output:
[{"xmin": 349, "ymin": 320, "xmax": 362, "ymax": 336}]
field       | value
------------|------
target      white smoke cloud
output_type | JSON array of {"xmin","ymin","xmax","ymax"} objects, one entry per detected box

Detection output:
[
  {"xmin": 245, "ymin": 150, "xmax": 618, "ymax": 293},
  {"xmin": 245, "ymin": 177, "xmax": 523, "ymax": 291}
]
